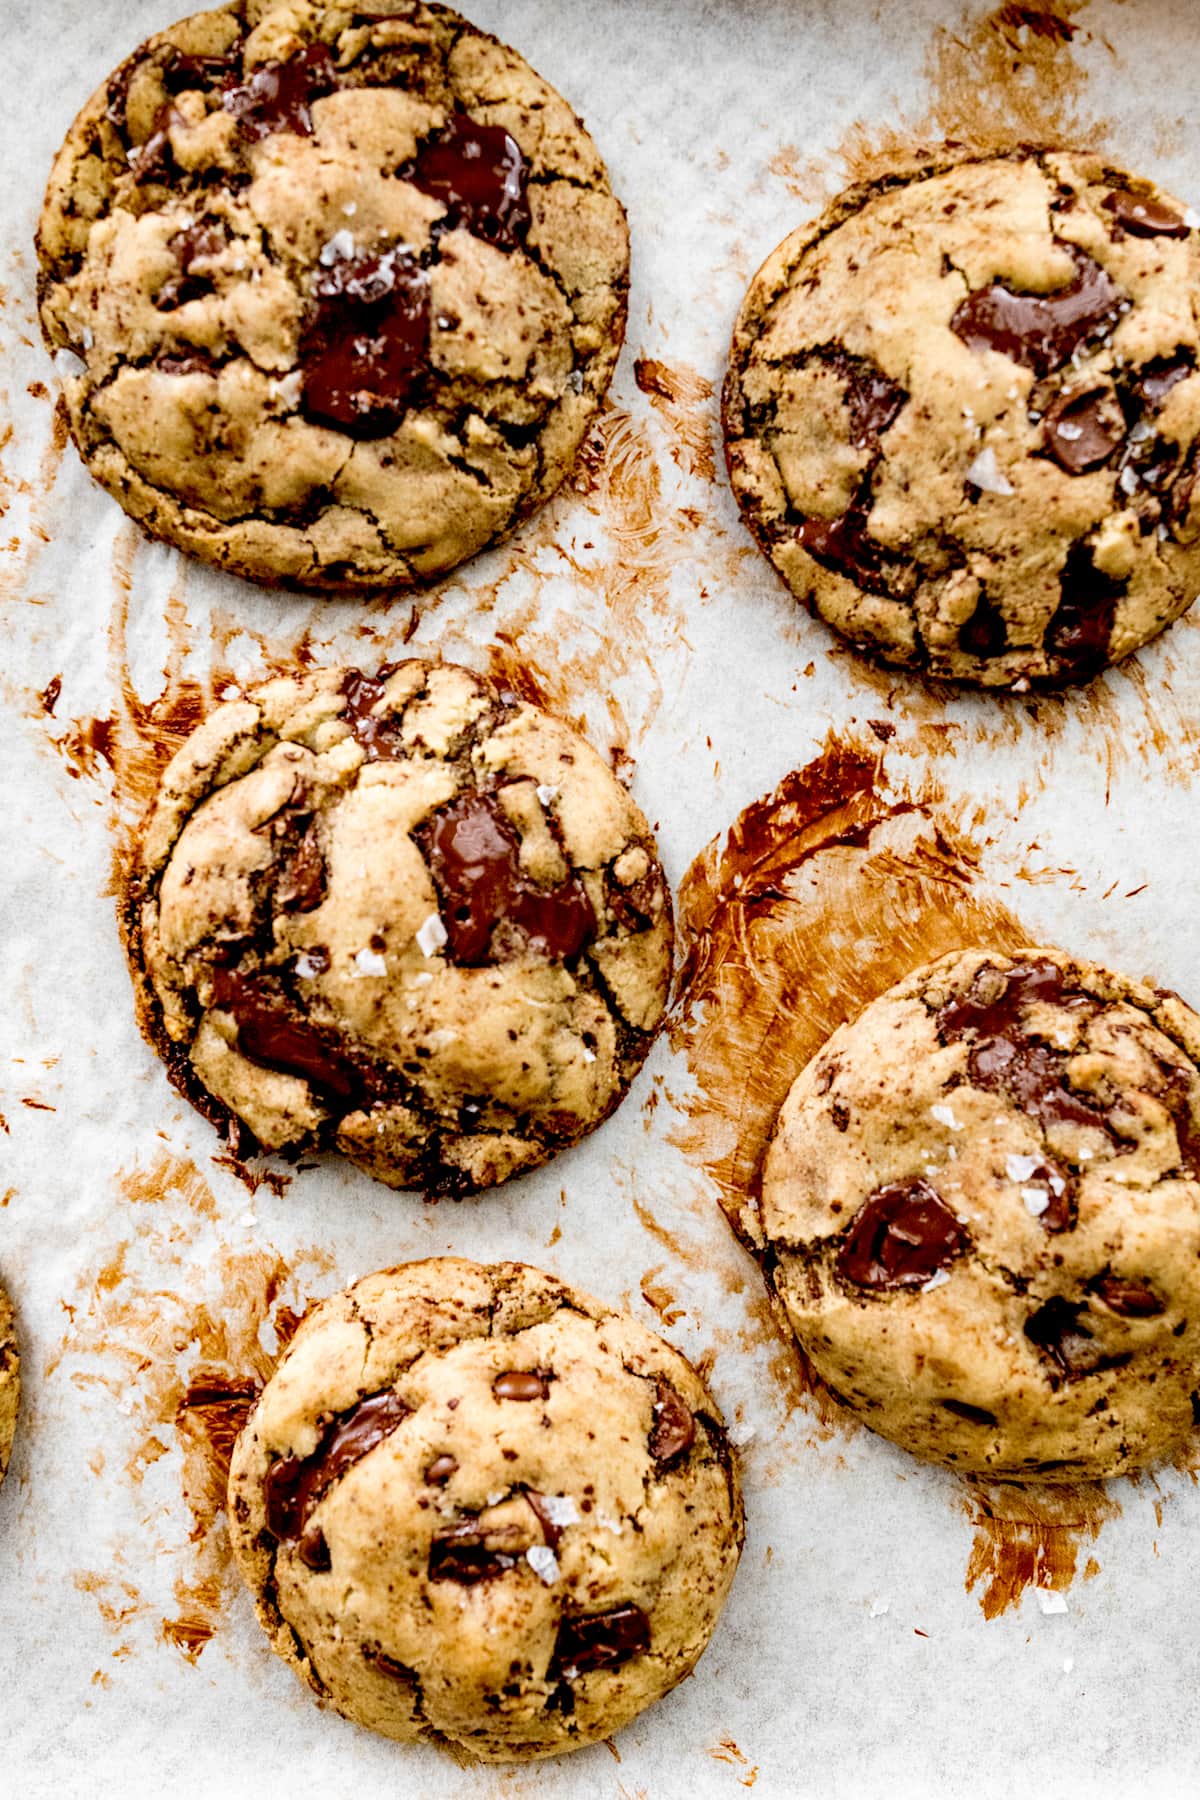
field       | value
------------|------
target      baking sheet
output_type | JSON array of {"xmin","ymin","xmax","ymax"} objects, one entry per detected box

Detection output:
[{"xmin": 4, "ymin": 0, "xmax": 1200, "ymax": 1793}]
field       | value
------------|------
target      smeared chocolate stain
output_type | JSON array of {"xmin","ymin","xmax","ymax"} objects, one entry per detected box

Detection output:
[
  {"xmin": 48, "ymin": 1151, "xmax": 334, "ymax": 1663},
  {"xmin": 634, "ymin": 356, "xmax": 718, "ymax": 483},
  {"xmin": 962, "ymin": 1479, "xmax": 1120, "ymax": 1619}
]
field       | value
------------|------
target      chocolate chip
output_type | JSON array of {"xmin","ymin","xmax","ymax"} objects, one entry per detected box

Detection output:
[
  {"xmin": 951, "ymin": 248, "xmax": 1128, "ymax": 378},
  {"xmin": 130, "ymin": 104, "xmax": 184, "ymax": 183},
  {"xmin": 1046, "ymin": 543, "xmax": 1124, "ymax": 678},
  {"xmin": 825, "ymin": 349, "xmax": 907, "ymax": 449},
  {"xmin": 419, "ymin": 792, "xmax": 596, "ymax": 966},
  {"xmin": 940, "ymin": 1399, "xmax": 998, "ymax": 1426},
  {"xmin": 958, "ymin": 590, "xmax": 1008, "ymax": 658},
  {"xmin": 162, "ymin": 48, "xmax": 242, "ymax": 95},
  {"xmin": 340, "ymin": 667, "xmax": 407, "ymax": 757},
  {"xmin": 1089, "ymin": 1273, "xmax": 1164, "ymax": 1318},
  {"xmin": 524, "ymin": 1489, "xmax": 564, "ymax": 1548},
  {"xmin": 409, "ymin": 115, "xmax": 531, "ymax": 249},
  {"xmin": 1103, "ymin": 190, "xmax": 1191, "ymax": 240},
  {"xmin": 156, "ymin": 223, "xmax": 225, "ymax": 311},
  {"xmin": 424, "ymin": 1454, "xmax": 458, "ymax": 1486},
  {"xmin": 796, "ymin": 492, "xmax": 894, "ymax": 597},
  {"xmin": 836, "ymin": 1177, "xmax": 970, "ymax": 1290},
  {"xmin": 1041, "ymin": 384, "xmax": 1125, "ymax": 474},
  {"xmin": 1155, "ymin": 1065, "xmax": 1200, "ymax": 1178},
  {"xmin": 222, "ymin": 42, "xmax": 337, "ymax": 141},
  {"xmin": 549, "ymin": 1604, "xmax": 651, "ymax": 1681},
  {"xmin": 263, "ymin": 1389, "xmax": 411, "ymax": 1546},
  {"xmin": 605, "ymin": 865, "xmax": 664, "ymax": 932},
  {"xmin": 297, "ymin": 1523, "xmax": 331, "ymax": 1571},
  {"xmin": 648, "ymin": 1379, "xmax": 695, "ymax": 1465},
  {"xmin": 1132, "ymin": 353, "xmax": 1194, "ymax": 409},
  {"xmin": 211, "ymin": 969, "xmax": 358, "ymax": 1099},
  {"xmin": 1014, "ymin": 1157, "xmax": 1075, "ymax": 1233},
  {"xmin": 1024, "ymin": 1296, "xmax": 1113, "ymax": 1380},
  {"xmin": 301, "ymin": 249, "xmax": 430, "ymax": 439},
  {"xmin": 275, "ymin": 821, "xmax": 327, "ymax": 914},
  {"xmin": 428, "ymin": 1521, "xmax": 525, "ymax": 1584},
  {"xmin": 493, "ymin": 1370, "xmax": 549, "ymax": 1402}
]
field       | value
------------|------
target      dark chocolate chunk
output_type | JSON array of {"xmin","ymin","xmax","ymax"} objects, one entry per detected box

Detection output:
[
  {"xmin": 420, "ymin": 792, "xmax": 596, "ymax": 966},
  {"xmin": 263, "ymin": 1389, "xmax": 411, "ymax": 1545},
  {"xmin": 836, "ymin": 1177, "xmax": 969, "ymax": 1290},
  {"xmin": 1012, "ymin": 1157, "xmax": 1074, "ymax": 1233},
  {"xmin": 493, "ymin": 1370, "xmax": 549, "ymax": 1403},
  {"xmin": 1133, "ymin": 353, "xmax": 1194, "ymax": 409},
  {"xmin": 275, "ymin": 821, "xmax": 327, "ymax": 914},
  {"xmin": 959, "ymin": 590, "xmax": 1008, "ymax": 658},
  {"xmin": 162, "ymin": 48, "xmax": 242, "ymax": 95},
  {"xmin": 1024, "ymin": 1296, "xmax": 1113, "ymax": 1380},
  {"xmin": 1045, "ymin": 542, "xmax": 1124, "ymax": 678},
  {"xmin": 1089, "ymin": 1273, "xmax": 1164, "ymax": 1318},
  {"xmin": 301, "ymin": 248, "xmax": 430, "ymax": 438},
  {"xmin": 298, "ymin": 1523, "xmax": 331, "ymax": 1571},
  {"xmin": 424, "ymin": 1454, "xmax": 458, "ymax": 1486},
  {"xmin": 409, "ymin": 115, "xmax": 531, "ymax": 249},
  {"xmin": 937, "ymin": 958, "xmax": 1091, "ymax": 1044},
  {"xmin": 1103, "ymin": 190, "xmax": 1191, "ymax": 240},
  {"xmin": 210, "ymin": 969, "xmax": 357, "ymax": 1099},
  {"xmin": 1041, "ymin": 384, "xmax": 1125, "ymax": 474},
  {"xmin": 222, "ymin": 42, "xmax": 338, "ymax": 141},
  {"xmin": 648, "ymin": 1379, "xmax": 695, "ymax": 1465},
  {"xmin": 826, "ymin": 349, "xmax": 907, "ymax": 449},
  {"xmin": 940, "ymin": 1399, "xmax": 998, "ymax": 1426},
  {"xmin": 130, "ymin": 105, "xmax": 184, "ymax": 183},
  {"xmin": 1156, "ymin": 1065, "xmax": 1200, "ymax": 1178},
  {"xmin": 951, "ymin": 248, "xmax": 1128, "ymax": 378},
  {"xmin": 796, "ymin": 496, "xmax": 894, "ymax": 598},
  {"xmin": 341, "ymin": 668, "xmax": 406, "ymax": 757},
  {"xmin": 524, "ymin": 1489, "xmax": 565, "ymax": 1548},
  {"xmin": 428, "ymin": 1521, "xmax": 524, "ymax": 1584},
  {"xmin": 156, "ymin": 223, "xmax": 225, "ymax": 311},
  {"xmin": 549, "ymin": 1605, "xmax": 651, "ymax": 1681}
]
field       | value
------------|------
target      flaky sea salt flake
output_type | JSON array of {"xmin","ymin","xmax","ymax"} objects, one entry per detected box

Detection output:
[
  {"xmin": 526, "ymin": 1545, "xmax": 560, "ymax": 1585},
  {"xmin": 417, "ymin": 913, "xmax": 448, "ymax": 958},
  {"xmin": 965, "ymin": 446, "xmax": 1014, "ymax": 496}
]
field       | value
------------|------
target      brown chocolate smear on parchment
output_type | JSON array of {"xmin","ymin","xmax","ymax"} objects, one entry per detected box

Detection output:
[
  {"xmin": 47, "ymin": 1151, "xmax": 335, "ymax": 1663},
  {"xmin": 961, "ymin": 1478, "xmax": 1120, "ymax": 1619},
  {"xmin": 633, "ymin": 356, "xmax": 718, "ymax": 484}
]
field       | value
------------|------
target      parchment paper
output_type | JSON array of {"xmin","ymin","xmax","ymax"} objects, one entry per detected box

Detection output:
[{"xmin": 3, "ymin": 2, "xmax": 1200, "ymax": 1794}]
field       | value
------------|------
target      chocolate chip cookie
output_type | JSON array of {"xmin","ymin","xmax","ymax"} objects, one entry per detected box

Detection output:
[
  {"xmin": 227, "ymin": 1258, "xmax": 742, "ymax": 1759},
  {"xmin": 37, "ymin": 1, "xmax": 629, "ymax": 591},
  {"xmin": 0, "ymin": 1282, "xmax": 18, "ymax": 1490},
  {"xmin": 123, "ymin": 661, "xmax": 673, "ymax": 1193},
  {"xmin": 761, "ymin": 947, "xmax": 1200, "ymax": 1476},
  {"xmin": 724, "ymin": 149, "xmax": 1200, "ymax": 686}
]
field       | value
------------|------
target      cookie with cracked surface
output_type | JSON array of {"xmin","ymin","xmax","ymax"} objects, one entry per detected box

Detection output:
[
  {"xmin": 0, "ymin": 1282, "xmax": 18, "ymax": 1490},
  {"xmin": 36, "ymin": 1, "xmax": 628, "ymax": 592},
  {"xmin": 122, "ymin": 660, "xmax": 673, "ymax": 1193},
  {"xmin": 761, "ymin": 947, "xmax": 1200, "ymax": 1477},
  {"xmin": 227, "ymin": 1257, "xmax": 742, "ymax": 1759},
  {"xmin": 723, "ymin": 148, "xmax": 1200, "ymax": 686}
]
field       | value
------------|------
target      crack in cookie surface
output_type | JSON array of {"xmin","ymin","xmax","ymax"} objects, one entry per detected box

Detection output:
[
  {"xmin": 37, "ymin": 1, "xmax": 630, "ymax": 591},
  {"xmin": 123, "ymin": 660, "xmax": 673, "ymax": 1194}
]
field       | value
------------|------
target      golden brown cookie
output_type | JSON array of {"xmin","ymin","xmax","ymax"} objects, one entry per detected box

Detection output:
[
  {"xmin": 123, "ymin": 661, "xmax": 673, "ymax": 1193},
  {"xmin": 227, "ymin": 1258, "xmax": 742, "ymax": 1759},
  {"xmin": 724, "ymin": 149, "xmax": 1200, "ymax": 686},
  {"xmin": 0, "ymin": 1281, "xmax": 18, "ymax": 1490},
  {"xmin": 761, "ymin": 947, "xmax": 1200, "ymax": 1476},
  {"xmin": 37, "ymin": 1, "xmax": 629, "ymax": 591}
]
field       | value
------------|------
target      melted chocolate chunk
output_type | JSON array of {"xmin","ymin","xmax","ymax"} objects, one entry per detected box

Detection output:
[
  {"xmin": 524, "ymin": 1489, "xmax": 564, "ymax": 1548},
  {"xmin": 836, "ymin": 1177, "xmax": 969, "ymax": 1290},
  {"xmin": 428, "ymin": 1521, "xmax": 524, "ymax": 1584},
  {"xmin": 1024, "ymin": 1296, "xmax": 1114, "ymax": 1380},
  {"xmin": 959, "ymin": 590, "xmax": 1008, "ymax": 658},
  {"xmin": 1046, "ymin": 542, "xmax": 1124, "ymax": 678},
  {"xmin": 951, "ymin": 249, "xmax": 1128, "ymax": 378},
  {"xmin": 301, "ymin": 249, "xmax": 430, "ymax": 438},
  {"xmin": 1042, "ymin": 384, "xmax": 1125, "ymax": 474},
  {"xmin": 493, "ymin": 1370, "xmax": 549, "ymax": 1403},
  {"xmin": 648, "ymin": 1380, "xmax": 695, "ymax": 1465},
  {"xmin": 409, "ymin": 115, "xmax": 531, "ymax": 249},
  {"xmin": 550, "ymin": 1605, "xmax": 651, "ymax": 1681},
  {"xmin": 222, "ymin": 43, "xmax": 337, "ymax": 140},
  {"xmin": 162, "ymin": 48, "xmax": 242, "ymax": 95},
  {"xmin": 796, "ymin": 497, "xmax": 894, "ymax": 598},
  {"xmin": 420, "ymin": 792, "xmax": 596, "ymax": 966},
  {"xmin": 211, "ymin": 969, "xmax": 357, "ymax": 1099},
  {"xmin": 274, "ymin": 821, "xmax": 327, "ymax": 913},
  {"xmin": 156, "ymin": 223, "xmax": 225, "ymax": 311},
  {"xmin": 1089, "ymin": 1273, "xmax": 1164, "ymax": 1318},
  {"xmin": 937, "ymin": 958, "xmax": 1113, "ymax": 1145},
  {"xmin": 940, "ymin": 1399, "xmax": 998, "ymax": 1426},
  {"xmin": 341, "ymin": 668, "xmax": 407, "ymax": 757},
  {"xmin": 424, "ymin": 1454, "xmax": 458, "ymax": 1486},
  {"xmin": 298, "ymin": 1524, "xmax": 331, "ymax": 1571},
  {"xmin": 130, "ymin": 105, "xmax": 184, "ymax": 183},
  {"xmin": 263, "ymin": 1389, "xmax": 411, "ymax": 1544},
  {"xmin": 1133, "ymin": 353, "xmax": 1194, "ymax": 409},
  {"xmin": 1016, "ymin": 1157, "xmax": 1075, "ymax": 1233},
  {"xmin": 1156, "ymin": 1066, "xmax": 1200, "ymax": 1178},
  {"xmin": 827, "ymin": 350, "xmax": 907, "ymax": 448},
  {"xmin": 1103, "ymin": 190, "xmax": 1190, "ymax": 240},
  {"xmin": 605, "ymin": 865, "xmax": 664, "ymax": 932}
]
